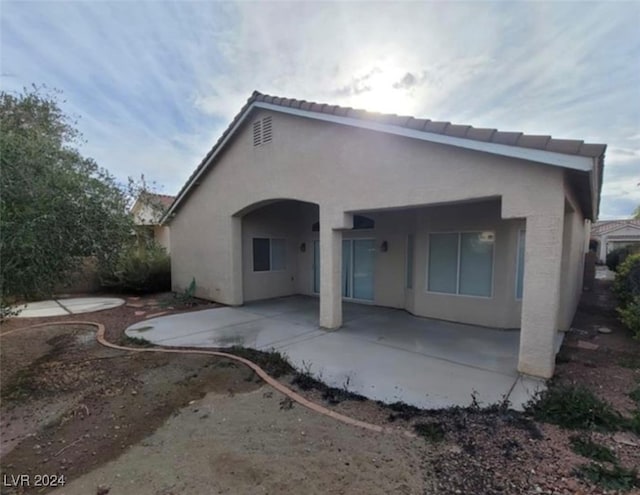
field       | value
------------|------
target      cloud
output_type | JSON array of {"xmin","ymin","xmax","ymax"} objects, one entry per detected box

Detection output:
[
  {"xmin": 1, "ymin": 1, "xmax": 638, "ymax": 214},
  {"xmin": 333, "ymin": 68, "xmax": 381, "ymax": 97},
  {"xmin": 392, "ymin": 71, "xmax": 428, "ymax": 90}
]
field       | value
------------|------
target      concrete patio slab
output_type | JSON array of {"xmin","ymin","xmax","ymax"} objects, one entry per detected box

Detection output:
[
  {"xmin": 125, "ymin": 295, "xmax": 555, "ymax": 410},
  {"xmin": 15, "ymin": 297, "xmax": 125, "ymax": 317}
]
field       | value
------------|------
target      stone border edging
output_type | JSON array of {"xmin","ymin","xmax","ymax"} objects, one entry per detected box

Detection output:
[{"xmin": 1, "ymin": 321, "xmax": 416, "ymax": 439}]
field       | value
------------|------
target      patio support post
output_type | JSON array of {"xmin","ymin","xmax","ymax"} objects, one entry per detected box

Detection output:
[
  {"xmin": 319, "ymin": 206, "xmax": 344, "ymax": 329},
  {"xmin": 517, "ymin": 213, "xmax": 565, "ymax": 378},
  {"xmin": 228, "ymin": 215, "xmax": 243, "ymax": 306}
]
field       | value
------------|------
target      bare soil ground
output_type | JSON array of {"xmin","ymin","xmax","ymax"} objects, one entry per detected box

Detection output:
[{"xmin": 1, "ymin": 283, "xmax": 639, "ymax": 495}]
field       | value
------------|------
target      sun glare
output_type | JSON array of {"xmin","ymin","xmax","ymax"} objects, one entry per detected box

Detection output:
[{"xmin": 348, "ymin": 67, "xmax": 418, "ymax": 115}]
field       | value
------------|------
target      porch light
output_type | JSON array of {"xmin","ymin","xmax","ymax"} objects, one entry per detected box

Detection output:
[
  {"xmin": 380, "ymin": 241, "xmax": 388, "ymax": 252},
  {"xmin": 300, "ymin": 242, "xmax": 306, "ymax": 252}
]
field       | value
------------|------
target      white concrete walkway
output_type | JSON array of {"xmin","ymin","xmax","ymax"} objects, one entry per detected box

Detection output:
[
  {"xmin": 14, "ymin": 297, "xmax": 125, "ymax": 317},
  {"xmin": 126, "ymin": 296, "xmax": 554, "ymax": 410}
]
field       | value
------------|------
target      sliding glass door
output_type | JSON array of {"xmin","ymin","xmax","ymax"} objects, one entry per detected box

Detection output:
[{"xmin": 313, "ymin": 239, "xmax": 375, "ymax": 301}]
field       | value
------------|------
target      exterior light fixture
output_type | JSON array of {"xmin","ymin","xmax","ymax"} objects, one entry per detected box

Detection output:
[{"xmin": 380, "ymin": 241, "xmax": 388, "ymax": 252}]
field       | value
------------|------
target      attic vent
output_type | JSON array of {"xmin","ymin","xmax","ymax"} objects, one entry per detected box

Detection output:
[
  {"xmin": 252, "ymin": 116, "xmax": 273, "ymax": 147},
  {"xmin": 262, "ymin": 116, "xmax": 272, "ymax": 143},
  {"xmin": 253, "ymin": 120, "xmax": 262, "ymax": 146}
]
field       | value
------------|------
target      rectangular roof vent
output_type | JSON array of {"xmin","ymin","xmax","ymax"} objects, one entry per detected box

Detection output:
[{"xmin": 252, "ymin": 116, "xmax": 273, "ymax": 147}]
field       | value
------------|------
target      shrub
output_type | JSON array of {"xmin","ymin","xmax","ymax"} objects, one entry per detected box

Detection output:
[
  {"xmin": 526, "ymin": 384, "xmax": 623, "ymax": 431},
  {"xmin": 100, "ymin": 243, "xmax": 171, "ymax": 294},
  {"xmin": 613, "ymin": 254, "xmax": 640, "ymax": 339},
  {"xmin": 413, "ymin": 422, "xmax": 446, "ymax": 442},
  {"xmin": 569, "ymin": 435, "xmax": 616, "ymax": 463},
  {"xmin": 607, "ymin": 247, "xmax": 633, "ymax": 272},
  {"xmin": 618, "ymin": 297, "xmax": 640, "ymax": 340},
  {"xmin": 575, "ymin": 463, "xmax": 639, "ymax": 491}
]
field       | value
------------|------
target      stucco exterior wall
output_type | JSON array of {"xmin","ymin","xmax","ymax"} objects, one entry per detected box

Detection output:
[
  {"xmin": 241, "ymin": 201, "xmax": 316, "ymax": 301},
  {"xmin": 557, "ymin": 179, "xmax": 588, "ymax": 331},
  {"xmin": 171, "ymin": 109, "xmax": 566, "ymax": 299},
  {"xmin": 153, "ymin": 225, "xmax": 171, "ymax": 253},
  {"xmin": 249, "ymin": 200, "xmax": 525, "ymax": 328},
  {"xmin": 412, "ymin": 201, "xmax": 524, "ymax": 328},
  {"xmin": 168, "ymin": 108, "xmax": 594, "ymax": 378}
]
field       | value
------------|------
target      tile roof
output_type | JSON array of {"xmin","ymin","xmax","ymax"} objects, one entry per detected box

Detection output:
[
  {"xmin": 591, "ymin": 219, "xmax": 640, "ymax": 236},
  {"xmin": 166, "ymin": 90, "xmax": 606, "ymax": 221},
  {"xmin": 143, "ymin": 192, "xmax": 175, "ymax": 209},
  {"xmin": 250, "ymin": 91, "xmax": 606, "ymax": 159}
]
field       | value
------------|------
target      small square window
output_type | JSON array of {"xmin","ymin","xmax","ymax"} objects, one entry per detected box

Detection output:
[{"xmin": 252, "ymin": 238, "xmax": 286, "ymax": 272}]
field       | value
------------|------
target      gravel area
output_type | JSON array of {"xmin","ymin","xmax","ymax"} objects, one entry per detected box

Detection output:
[{"xmin": 1, "ymin": 283, "xmax": 639, "ymax": 494}]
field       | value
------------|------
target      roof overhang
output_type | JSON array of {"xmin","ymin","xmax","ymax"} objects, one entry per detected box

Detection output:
[{"xmin": 163, "ymin": 101, "xmax": 597, "ymax": 222}]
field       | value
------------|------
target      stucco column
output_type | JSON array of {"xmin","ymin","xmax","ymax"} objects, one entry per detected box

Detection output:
[
  {"xmin": 599, "ymin": 235, "xmax": 607, "ymax": 263},
  {"xmin": 228, "ymin": 215, "xmax": 243, "ymax": 306},
  {"xmin": 319, "ymin": 207, "xmax": 344, "ymax": 329},
  {"xmin": 518, "ymin": 213, "xmax": 565, "ymax": 378}
]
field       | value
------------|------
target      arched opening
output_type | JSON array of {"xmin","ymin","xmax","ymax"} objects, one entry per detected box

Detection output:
[{"xmin": 239, "ymin": 199, "xmax": 319, "ymax": 303}]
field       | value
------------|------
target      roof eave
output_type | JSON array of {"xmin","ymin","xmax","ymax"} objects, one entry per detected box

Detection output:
[{"xmin": 164, "ymin": 99, "xmax": 599, "ymax": 221}]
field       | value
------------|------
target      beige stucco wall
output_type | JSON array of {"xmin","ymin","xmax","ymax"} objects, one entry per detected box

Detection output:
[
  {"xmin": 249, "ymin": 200, "xmax": 524, "ymax": 328},
  {"xmin": 154, "ymin": 225, "xmax": 171, "ymax": 253},
  {"xmin": 171, "ymin": 109, "xmax": 565, "ymax": 297},
  {"xmin": 557, "ymin": 181, "xmax": 588, "ymax": 331},
  {"xmin": 169, "ymin": 108, "xmax": 589, "ymax": 377}
]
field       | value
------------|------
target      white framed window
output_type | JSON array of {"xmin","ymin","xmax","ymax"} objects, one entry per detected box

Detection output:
[
  {"xmin": 253, "ymin": 238, "xmax": 286, "ymax": 272},
  {"xmin": 515, "ymin": 229, "xmax": 526, "ymax": 300},
  {"xmin": 427, "ymin": 231, "xmax": 494, "ymax": 297}
]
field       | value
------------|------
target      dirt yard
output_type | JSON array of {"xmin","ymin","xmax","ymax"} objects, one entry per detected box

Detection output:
[{"xmin": 1, "ymin": 283, "xmax": 639, "ymax": 495}]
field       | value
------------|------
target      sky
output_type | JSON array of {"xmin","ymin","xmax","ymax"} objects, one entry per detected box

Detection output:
[{"xmin": 1, "ymin": 1, "xmax": 639, "ymax": 219}]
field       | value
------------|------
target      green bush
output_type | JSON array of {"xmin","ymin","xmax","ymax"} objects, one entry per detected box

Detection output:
[
  {"xmin": 613, "ymin": 254, "xmax": 640, "ymax": 339},
  {"xmin": 618, "ymin": 297, "xmax": 640, "ymax": 340},
  {"xmin": 526, "ymin": 384, "xmax": 624, "ymax": 431},
  {"xmin": 569, "ymin": 435, "xmax": 616, "ymax": 463},
  {"xmin": 607, "ymin": 247, "xmax": 633, "ymax": 272},
  {"xmin": 575, "ymin": 463, "xmax": 639, "ymax": 491},
  {"xmin": 100, "ymin": 243, "xmax": 171, "ymax": 294}
]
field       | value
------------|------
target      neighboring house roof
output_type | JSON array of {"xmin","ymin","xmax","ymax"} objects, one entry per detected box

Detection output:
[
  {"xmin": 591, "ymin": 219, "xmax": 640, "ymax": 237},
  {"xmin": 132, "ymin": 193, "xmax": 176, "ymax": 225},
  {"xmin": 164, "ymin": 91, "xmax": 606, "ymax": 222}
]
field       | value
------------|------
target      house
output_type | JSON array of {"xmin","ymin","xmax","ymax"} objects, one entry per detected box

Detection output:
[
  {"xmin": 131, "ymin": 192, "xmax": 175, "ymax": 252},
  {"xmin": 163, "ymin": 91, "xmax": 606, "ymax": 380},
  {"xmin": 590, "ymin": 219, "xmax": 640, "ymax": 263}
]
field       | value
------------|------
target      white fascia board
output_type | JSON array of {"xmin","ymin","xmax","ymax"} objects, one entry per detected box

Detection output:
[{"xmin": 254, "ymin": 102, "xmax": 593, "ymax": 172}]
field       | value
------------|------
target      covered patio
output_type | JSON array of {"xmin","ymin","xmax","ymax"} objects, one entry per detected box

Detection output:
[{"xmin": 126, "ymin": 296, "xmax": 554, "ymax": 410}]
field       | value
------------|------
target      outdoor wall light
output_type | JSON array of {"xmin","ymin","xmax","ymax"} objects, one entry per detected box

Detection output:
[
  {"xmin": 380, "ymin": 241, "xmax": 388, "ymax": 252},
  {"xmin": 300, "ymin": 242, "xmax": 306, "ymax": 253}
]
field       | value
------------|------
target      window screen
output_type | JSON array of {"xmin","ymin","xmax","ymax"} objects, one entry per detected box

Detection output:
[
  {"xmin": 428, "ymin": 233, "xmax": 458, "ymax": 294},
  {"xmin": 428, "ymin": 232, "xmax": 494, "ymax": 297},
  {"xmin": 459, "ymin": 232, "xmax": 493, "ymax": 297}
]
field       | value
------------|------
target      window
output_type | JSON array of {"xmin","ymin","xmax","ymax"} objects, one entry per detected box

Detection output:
[
  {"xmin": 406, "ymin": 234, "xmax": 415, "ymax": 289},
  {"xmin": 515, "ymin": 229, "xmax": 525, "ymax": 300},
  {"xmin": 311, "ymin": 215, "xmax": 374, "ymax": 232},
  {"xmin": 252, "ymin": 116, "xmax": 273, "ymax": 147},
  {"xmin": 353, "ymin": 215, "xmax": 375, "ymax": 229},
  {"xmin": 428, "ymin": 232, "xmax": 494, "ymax": 297},
  {"xmin": 253, "ymin": 238, "xmax": 286, "ymax": 272}
]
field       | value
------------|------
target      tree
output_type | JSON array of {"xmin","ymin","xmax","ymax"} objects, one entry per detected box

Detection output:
[
  {"xmin": 634, "ymin": 204, "xmax": 640, "ymax": 219},
  {"xmin": 0, "ymin": 87, "xmax": 134, "ymax": 311}
]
